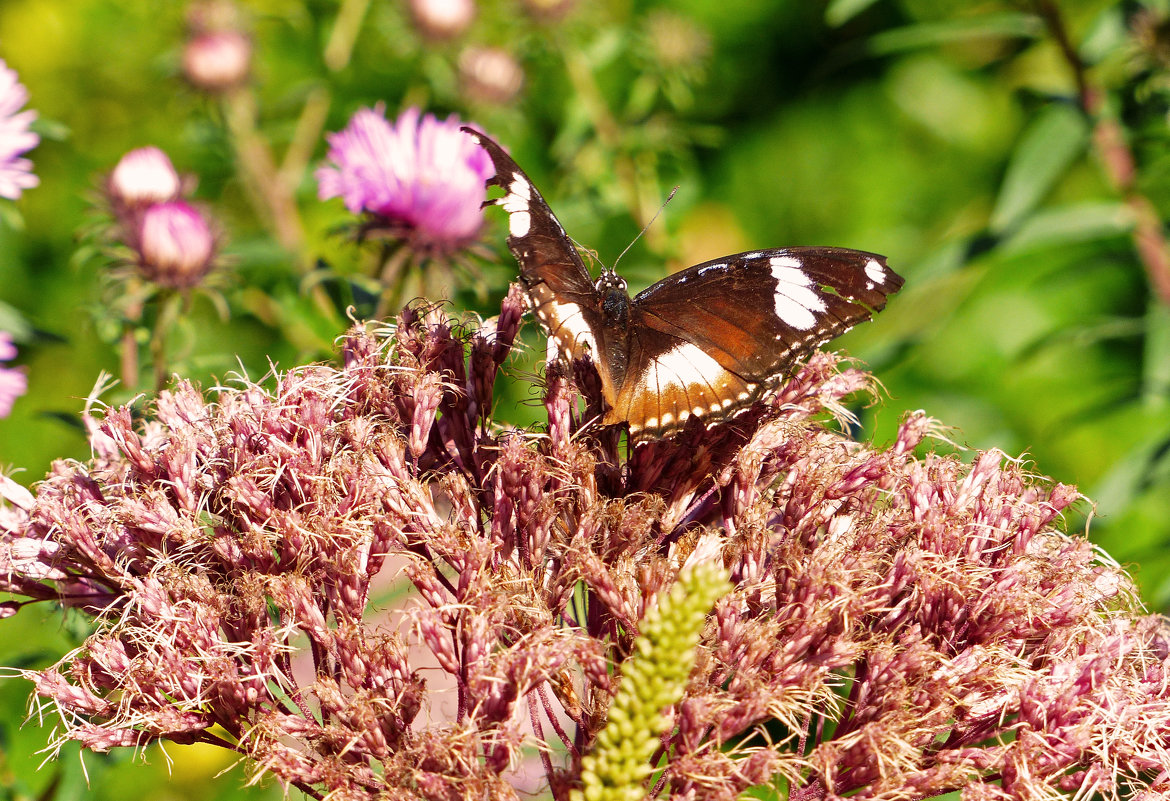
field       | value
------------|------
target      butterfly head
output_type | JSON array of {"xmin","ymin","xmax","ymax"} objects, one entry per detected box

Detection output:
[{"xmin": 595, "ymin": 270, "xmax": 630, "ymax": 329}]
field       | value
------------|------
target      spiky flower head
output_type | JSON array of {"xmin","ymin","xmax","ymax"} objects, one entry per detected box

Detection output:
[
  {"xmin": 316, "ymin": 105, "xmax": 493, "ymax": 256},
  {"xmin": 2, "ymin": 288, "xmax": 1170, "ymax": 800},
  {"xmin": 134, "ymin": 200, "xmax": 217, "ymax": 288},
  {"xmin": 0, "ymin": 58, "xmax": 38, "ymax": 200}
]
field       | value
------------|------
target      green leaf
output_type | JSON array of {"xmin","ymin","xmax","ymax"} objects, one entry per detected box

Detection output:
[
  {"xmin": 998, "ymin": 201, "xmax": 1129, "ymax": 254},
  {"xmin": 825, "ymin": 0, "xmax": 880, "ymax": 28},
  {"xmin": 866, "ymin": 12, "xmax": 1043, "ymax": 55},
  {"xmin": 991, "ymin": 104, "xmax": 1089, "ymax": 234},
  {"xmin": 0, "ymin": 300, "xmax": 33, "ymax": 341},
  {"xmin": 1091, "ymin": 430, "xmax": 1170, "ymax": 523}
]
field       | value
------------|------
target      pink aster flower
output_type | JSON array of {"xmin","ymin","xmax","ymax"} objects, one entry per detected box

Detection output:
[
  {"xmin": 0, "ymin": 59, "xmax": 38, "ymax": 200},
  {"xmin": 0, "ymin": 333, "xmax": 27, "ymax": 418},
  {"xmin": 316, "ymin": 106, "xmax": 492, "ymax": 254}
]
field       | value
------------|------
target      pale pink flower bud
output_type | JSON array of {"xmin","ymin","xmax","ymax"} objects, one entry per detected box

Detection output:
[
  {"xmin": 182, "ymin": 30, "xmax": 251, "ymax": 91},
  {"xmin": 459, "ymin": 46, "xmax": 524, "ymax": 105},
  {"xmin": 107, "ymin": 147, "xmax": 181, "ymax": 208},
  {"xmin": 408, "ymin": 0, "xmax": 475, "ymax": 40},
  {"xmin": 135, "ymin": 200, "xmax": 216, "ymax": 288}
]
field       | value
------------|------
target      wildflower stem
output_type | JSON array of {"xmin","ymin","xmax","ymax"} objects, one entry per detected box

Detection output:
[
  {"xmin": 279, "ymin": 0, "xmax": 367, "ymax": 192},
  {"xmin": 119, "ymin": 296, "xmax": 143, "ymax": 389},
  {"xmin": 323, "ymin": 0, "xmax": 371, "ymax": 72},
  {"xmin": 1036, "ymin": 0, "xmax": 1170, "ymax": 304},
  {"xmin": 149, "ymin": 290, "xmax": 183, "ymax": 392},
  {"xmin": 279, "ymin": 86, "xmax": 331, "ymax": 193},
  {"xmin": 221, "ymin": 87, "xmax": 341, "ymax": 326},
  {"xmin": 222, "ymin": 87, "xmax": 305, "ymax": 257},
  {"xmin": 374, "ymin": 244, "xmax": 412, "ymax": 320}
]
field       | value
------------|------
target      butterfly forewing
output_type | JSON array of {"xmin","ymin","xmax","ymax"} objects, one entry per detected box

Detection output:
[{"xmin": 461, "ymin": 128, "xmax": 606, "ymax": 353}]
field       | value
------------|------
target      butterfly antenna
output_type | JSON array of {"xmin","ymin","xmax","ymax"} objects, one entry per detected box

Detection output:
[{"xmin": 613, "ymin": 186, "xmax": 679, "ymax": 270}]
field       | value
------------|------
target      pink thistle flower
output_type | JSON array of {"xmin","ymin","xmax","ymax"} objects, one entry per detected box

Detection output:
[
  {"xmin": 0, "ymin": 59, "xmax": 38, "ymax": 200},
  {"xmin": 107, "ymin": 146, "xmax": 182, "ymax": 209},
  {"xmin": 134, "ymin": 200, "xmax": 216, "ymax": 288},
  {"xmin": 3, "ymin": 287, "xmax": 1170, "ymax": 800},
  {"xmin": 316, "ymin": 105, "xmax": 493, "ymax": 255},
  {"xmin": 0, "ymin": 333, "xmax": 27, "ymax": 418}
]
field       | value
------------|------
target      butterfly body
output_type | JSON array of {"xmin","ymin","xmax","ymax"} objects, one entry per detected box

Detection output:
[{"xmin": 464, "ymin": 128, "xmax": 904, "ymax": 438}]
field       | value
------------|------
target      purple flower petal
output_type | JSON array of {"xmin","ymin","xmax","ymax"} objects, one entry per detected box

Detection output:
[
  {"xmin": 0, "ymin": 59, "xmax": 38, "ymax": 200},
  {"xmin": 317, "ymin": 105, "xmax": 493, "ymax": 252},
  {"xmin": 0, "ymin": 333, "xmax": 26, "ymax": 418}
]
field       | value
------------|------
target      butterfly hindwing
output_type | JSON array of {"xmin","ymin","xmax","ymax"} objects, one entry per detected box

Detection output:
[{"xmin": 609, "ymin": 248, "xmax": 904, "ymax": 436}]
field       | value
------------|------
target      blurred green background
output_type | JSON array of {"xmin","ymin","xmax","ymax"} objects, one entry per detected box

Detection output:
[{"xmin": 2, "ymin": 0, "xmax": 1168, "ymax": 799}]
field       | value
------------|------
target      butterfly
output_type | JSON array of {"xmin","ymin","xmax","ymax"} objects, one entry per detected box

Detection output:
[{"xmin": 463, "ymin": 128, "xmax": 904, "ymax": 439}]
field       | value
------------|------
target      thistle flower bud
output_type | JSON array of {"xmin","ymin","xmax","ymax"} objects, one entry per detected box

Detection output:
[
  {"xmin": 107, "ymin": 147, "xmax": 181, "ymax": 208},
  {"xmin": 459, "ymin": 47, "xmax": 525, "ymax": 105},
  {"xmin": 182, "ymin": 29, "xmax": 251, "ymax": 91},
  {"xmin": 135, "ymin": 200, "xmax": 216, "ymax": 288},
  {"xmin": 646, "ymin": 10, "xmax": 711, "ymax": 70},
  {"xmin": 408, "ymin": 0, "xmax": 475, "ymax": 40}
]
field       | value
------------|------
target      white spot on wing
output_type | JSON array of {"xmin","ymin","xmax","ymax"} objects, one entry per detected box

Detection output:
[
  {"xmin": 697, "ymin": 262, "xmax": 728, "ymax": 276},
  {"xmin": 547, "ymin": 301, "xmax": 598, "ymax": 355},
  {"xmin": 509, "ymin": 176, "xmax": 531, "ymax": 199},
  {"xmin": 770, "ymin": 258, "xmax": 826, "ymax": 330},
  {"xmin": 500, "ymin": 177, "xmax": 532, "ymax": 237},
  {"xmin": 865, "ymin": 258, "xmax": 886, "ymax": 285},
  {"xmin": 509, "ymin": 211, "xmax": 531, "ymax": 237},
  {"xmin": 653, "ymin": 342, "xmax": 724, "ymax": 391}
]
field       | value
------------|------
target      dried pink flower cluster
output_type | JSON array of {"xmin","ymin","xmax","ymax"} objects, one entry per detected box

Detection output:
[{"xmin": 3, "ymin": 287, "xmax": 1170, "ymax": 800}]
